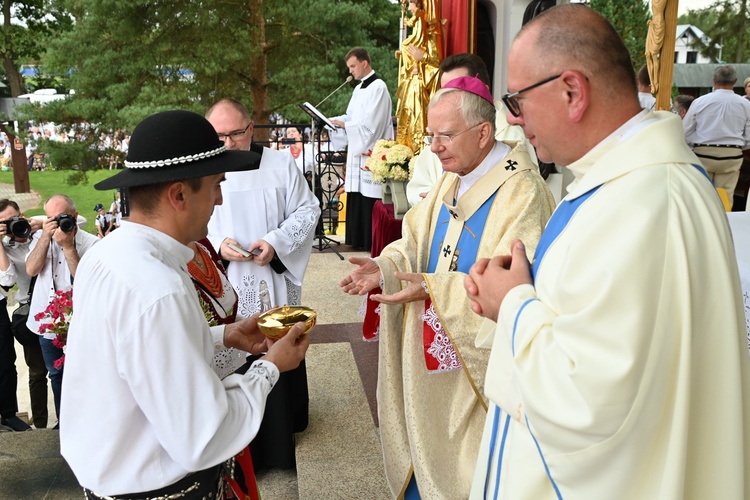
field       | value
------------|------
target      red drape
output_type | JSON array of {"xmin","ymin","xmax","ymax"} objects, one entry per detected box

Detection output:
[
  {"xmin": 442, "ymin": 0, "xmax": 470, "ymax": 56},
  {"xmin": 370, "ymin": 200, "xmax": 404, "ymax": 258}
]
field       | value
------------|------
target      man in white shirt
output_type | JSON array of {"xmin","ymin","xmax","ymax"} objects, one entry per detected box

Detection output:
[
  {"xmin": 330, "ymin": 47, "xmax": 394, "ymax": 251},
  {"xmin": 683, "ymin": 64, "xmax": 750, "ymax": 205},
  {"xmin": 26, "ymin": 194, "xmax": 98, "ymax": 426},
  {"xmin": 60, "ymin": 110, "xmax": 309, "ymax": 498}
]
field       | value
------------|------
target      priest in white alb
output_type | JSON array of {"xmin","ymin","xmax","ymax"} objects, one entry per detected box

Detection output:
[
  {"xmin": 330, "ymin": 47, "xmax": 394, "ymax": 251},
  {"xmin": 466, "ymin": 6, "xmax": 750, "ymax": 499},
  {"xmin": 205, "ymin": 98, "xmax": 320, "ymax": 470}
]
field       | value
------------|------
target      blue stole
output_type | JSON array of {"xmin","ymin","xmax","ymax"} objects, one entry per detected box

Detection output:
[
  {"xmin": 530, "ymin": 185, "xmax": 602, "ymax": 280},
  {"xmin": 484, "ymin": 184, "xmax": 602, "ymax": 500},
  {"xmin": 427, "ymin": 192, "xmax": 499, "ymax": 273},
  {"xmin": 484, "ymin": 163, "xmax": 711, "ymax": 499},
  {"xmin": 403, "ymin": 191, "xmax": 498, "ymax": 500}
]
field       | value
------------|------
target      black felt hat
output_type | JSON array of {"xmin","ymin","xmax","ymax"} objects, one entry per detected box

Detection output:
[{"xmin": 95, "ymin": 110, "xmax": 260, "ymax": 190}]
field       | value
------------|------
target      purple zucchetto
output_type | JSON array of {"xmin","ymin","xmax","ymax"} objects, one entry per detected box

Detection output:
[{"xmin": 441, "ymin": 75, "xmax": 494, "ymax": 105}]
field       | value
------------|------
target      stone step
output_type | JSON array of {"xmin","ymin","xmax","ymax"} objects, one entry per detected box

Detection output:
[
  {"xmin": 0, "ymin": 429, "xmax": 81, "ymax": 499},
  {"xmin": 293, "ymin": 342, "xmax": 389, "ymax": 499}
]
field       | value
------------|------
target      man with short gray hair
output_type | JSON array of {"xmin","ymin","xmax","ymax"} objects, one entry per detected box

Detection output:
[
  {"xmin": 683, "ymin": 64, "xmax": 750, "ymax": 206},
  {"xmin": 339, "ymin": 76, "xmax": 555, "ymax": 498}
]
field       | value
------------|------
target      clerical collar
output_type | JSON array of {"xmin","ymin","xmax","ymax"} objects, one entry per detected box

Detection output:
[
  {"xmin": 249, "ymin": 142, "xmax": 265, "ymax": 157},
  {"xmin": 360, "ymin": 71, "xmax": 379, "ymax": 89},
  {"xmin": 456, "ymin": 141, "xmax": 511, "ymax": 200}
]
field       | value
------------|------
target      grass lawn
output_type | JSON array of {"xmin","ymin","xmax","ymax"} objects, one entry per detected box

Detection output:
[{"xmin": 0, "ymin": 169, "xmax": 120, "ymax": 234}]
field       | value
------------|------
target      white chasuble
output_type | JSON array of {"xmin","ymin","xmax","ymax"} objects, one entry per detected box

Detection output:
[{"xmin": 472, "ymin": 111, "xmax": 750, "ymax": 500}]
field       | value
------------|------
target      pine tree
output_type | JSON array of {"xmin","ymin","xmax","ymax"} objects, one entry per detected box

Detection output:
[
  {"xmin": 588, "ymin": 0, "xmax": 651, "ymax": 71},
  {"xmin": 679, "ymin": 0, "xmax": 749, "ymax": 63}
]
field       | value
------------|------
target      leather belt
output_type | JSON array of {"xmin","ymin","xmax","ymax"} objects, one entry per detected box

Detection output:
[
  {"xmin": 83, "ymin": 464, "xmax": 223, "ymax": 500},
  {"xmin": 693, "ymin": 144, "xmax": 741, "ymax": 149}
]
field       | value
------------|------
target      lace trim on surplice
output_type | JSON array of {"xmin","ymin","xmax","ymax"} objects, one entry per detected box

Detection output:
[{"xmin": 422, "ymin": 302, "xmax": 462, "ymax": 372}]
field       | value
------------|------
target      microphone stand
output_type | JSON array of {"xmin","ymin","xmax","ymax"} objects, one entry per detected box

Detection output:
[
  {"xmin": 308, "ymin": 115, "xmax": 344, "ymax": 260},
  {"xmin": 316, "ymin": 76, "xmax": 353, "ymax": 108}
]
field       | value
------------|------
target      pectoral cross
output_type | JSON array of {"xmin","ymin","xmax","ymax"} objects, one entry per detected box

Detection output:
[{"xmin": 505, "ymin": 159, "xmax": 518, "ymax": 171}]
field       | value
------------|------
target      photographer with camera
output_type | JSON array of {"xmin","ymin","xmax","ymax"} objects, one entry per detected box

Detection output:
[
  {"xmin": 26, "ymin": 194, "xmax": 98, "ymax": 427},
  {"xmin": 0, "ymin": 199, "xmax": 46, "ymax": 431}
]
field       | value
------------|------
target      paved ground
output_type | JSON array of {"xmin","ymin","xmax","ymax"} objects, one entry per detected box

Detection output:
[{"xmin": 0, "ymin": 183, "xmax": 41, "ymax": 213}]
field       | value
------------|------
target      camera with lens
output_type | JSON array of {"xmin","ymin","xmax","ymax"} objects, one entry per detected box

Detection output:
[
  {"xmin": 3, "ymin": 216, "xmax": 32, "ymax": 239},
  {"xmin": 55, "ymin": 213, "xmax": 77, "ymax": 233}
]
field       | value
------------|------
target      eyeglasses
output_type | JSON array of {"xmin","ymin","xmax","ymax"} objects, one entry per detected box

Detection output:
[
  {"xmin": 423, "ymin": 122, "xmax": 484, "ymax": 146},
  {"xmin": 502, "ymin": 74, "xmax": 562, "ymax": 117},
  {"xmin": 216, "ymin": 122, "xmax": 252, "ymax": 141}
]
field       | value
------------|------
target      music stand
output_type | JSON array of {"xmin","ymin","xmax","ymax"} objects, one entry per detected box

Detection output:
[{"xmin": 300, "ymin": 103, "xmax": 344, "ymax": 260}]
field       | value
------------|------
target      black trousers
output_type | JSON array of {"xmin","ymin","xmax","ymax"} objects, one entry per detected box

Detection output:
[
  {"xmin": 22, "ymin": 339, "xmax": 48, "ymax": 428},
  {"xmin": 238, "ymin": 357, "xmax": 309, "ymax": 469},
  {"xmin": 345, "ymin": 192, "xmax": 377, "ymax": 251},
  {"xmin": 0, "ymin": 299, "xmax": 18, "ymax": 420}
]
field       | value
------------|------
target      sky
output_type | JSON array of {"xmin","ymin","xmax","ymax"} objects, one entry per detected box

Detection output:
[{"xmin": 678, "ymin": 0, "xmax": 718, "ymax": 15}]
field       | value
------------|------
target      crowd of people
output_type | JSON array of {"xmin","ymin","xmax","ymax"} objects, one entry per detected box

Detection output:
[
  {"xmin": 0, "ymin": 127, "xmax": 131, "ymax": 172},
  {"xmin": 0, "ymin": 4, "xmax": 749, "ymax": 499}
]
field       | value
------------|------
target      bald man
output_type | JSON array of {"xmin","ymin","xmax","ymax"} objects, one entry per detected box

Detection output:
[{"xmin": 466, "ymin": 5, "xmax": 750, "ymax": 499}]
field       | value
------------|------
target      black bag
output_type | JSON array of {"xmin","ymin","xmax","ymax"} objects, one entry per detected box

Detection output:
[{"xmin": 11, "ymin": 303, "xmax": 39, "ymax": 347}]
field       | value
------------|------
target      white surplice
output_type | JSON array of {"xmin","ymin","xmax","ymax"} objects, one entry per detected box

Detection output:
[
  {"xmin": 331, "ymin": 70, "xmax": 393, "ymax": 199},
  {"xmin": 208, "ymin": 147, "xmax": 320, "ymax": 315}
]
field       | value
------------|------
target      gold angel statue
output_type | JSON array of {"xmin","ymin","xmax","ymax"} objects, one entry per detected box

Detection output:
[{"xmin": 395, "ymin": 0, "xmax": 442, "ymax": 154}]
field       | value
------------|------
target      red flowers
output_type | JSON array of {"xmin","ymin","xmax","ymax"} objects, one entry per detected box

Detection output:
[{"xmin": 34, "ymin": 289, "xmax": 73, "ymax": 368}]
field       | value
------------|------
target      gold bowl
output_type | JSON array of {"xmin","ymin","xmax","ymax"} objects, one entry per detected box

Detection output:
[{"xmin": 257, "ymin": 305, "xmax": 317, "ymax": 339}]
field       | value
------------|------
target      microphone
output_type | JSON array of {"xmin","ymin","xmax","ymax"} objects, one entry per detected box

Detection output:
[{"xmin": 316, "ymin": 76, "xmax": 353, "ymax": 108}]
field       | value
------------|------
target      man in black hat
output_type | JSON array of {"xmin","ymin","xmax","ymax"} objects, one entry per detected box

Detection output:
[{"xmin": 59, "ymin": 110, "xmax": 310, "ymax": 498}]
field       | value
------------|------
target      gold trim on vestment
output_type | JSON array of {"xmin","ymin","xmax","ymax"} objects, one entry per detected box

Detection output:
[
  {"xmin": 423, "ymin": 278, "xmax": 488, "ymax": 412},
  {"xmin": 434, "ymin": 150, "xmax": 537, "ymax": 273}
]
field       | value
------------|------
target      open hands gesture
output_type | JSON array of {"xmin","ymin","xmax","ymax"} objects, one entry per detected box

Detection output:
[{"xmin": 339, "ymin": 256, "xmax": 381, "ymax": 296}]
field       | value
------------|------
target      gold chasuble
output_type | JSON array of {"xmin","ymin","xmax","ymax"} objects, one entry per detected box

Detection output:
[{"xmin": 373, "ymin": 141, "xmax": 555, "ymax": 499}]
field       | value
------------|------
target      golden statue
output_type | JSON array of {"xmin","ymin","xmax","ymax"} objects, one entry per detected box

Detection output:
[{"xmin": 395, "ymin": 0, "xmax": 442, "ymax": 154}]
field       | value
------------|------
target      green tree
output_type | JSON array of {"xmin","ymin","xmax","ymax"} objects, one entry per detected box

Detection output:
[
  {"xmin": 28, "ymin": 0, "xmax": 399, "ymax": 147},
  {"xmin": 679, "ymin": 0, "xmax": 749, "ymax": 63},
  {"xmin": 0, "ymin": 0, "xmax": 71, "ymax": 97},
  {"xmin": 588, "ymin": 0, "xmax": 651, "ymax": 71}
]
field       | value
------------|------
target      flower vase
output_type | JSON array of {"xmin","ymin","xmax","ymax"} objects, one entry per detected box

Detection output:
[{"xmin": 382, "ymin": 179, "xmax": 409, "ymax": 220}]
